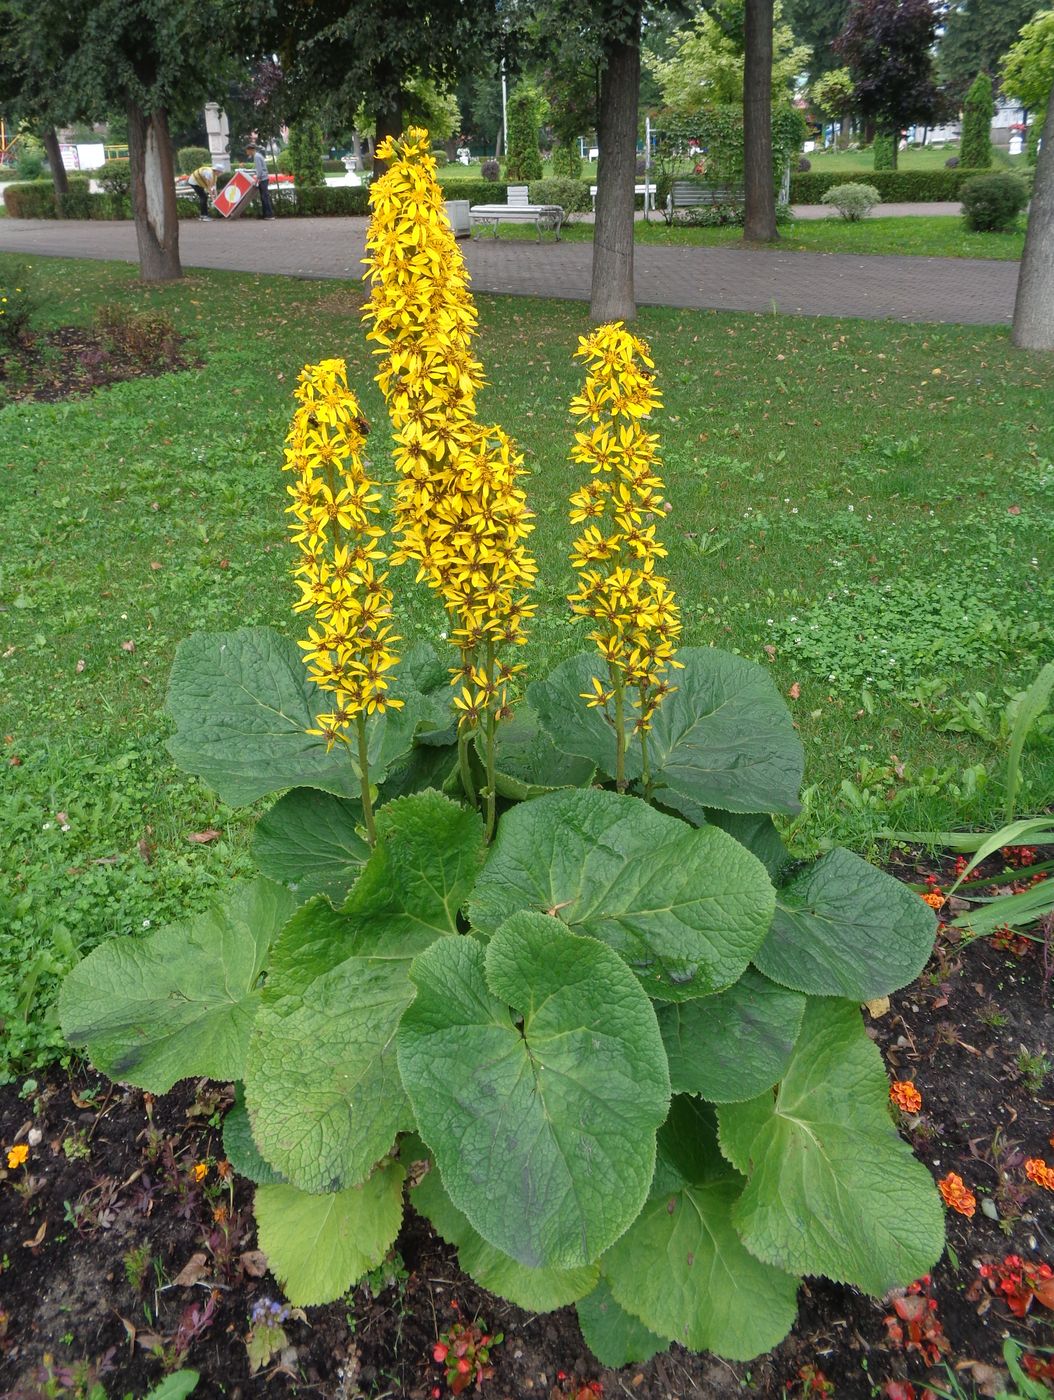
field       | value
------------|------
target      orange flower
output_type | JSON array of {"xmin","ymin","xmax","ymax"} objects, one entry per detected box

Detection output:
[
  {"xmin": 5, "ymin": 1144, "xmax": 28, "ymax": 1170},
  {"xmin": 192, "ymin": 1161, "xmax": 208, "ymax": 1183},
  {"xmin": 920, "ymin": 891, "xmax": 945, "ymax": 910},
  {"xmin": 1025, "ymin": 1158, "xmax": 1054, "ymax": 1192},
  {"xmin": 938, "ymin": 1171, "xmax": 976, "ymax": 1218},
  {"xmin": 890, "ymin": 1080, "xmax": 923, "ymax": 1114}
]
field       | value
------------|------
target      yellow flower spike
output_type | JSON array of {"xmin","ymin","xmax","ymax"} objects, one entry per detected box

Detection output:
[{"xmin": 567, "ymin": 323, "xmax": 681, "ymax": 793}]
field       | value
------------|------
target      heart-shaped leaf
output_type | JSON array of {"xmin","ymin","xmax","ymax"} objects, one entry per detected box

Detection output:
[
  {"xmin": 253, "ymin": 787, "xmax": 370, "ymax": 902},
  {"xmin": 397, "ymin": 911, "xmax": 670, "ymax": 1269},
  {"xmin": 468, "ymin": 787, "xmax": 775, "ymax": 1001}
]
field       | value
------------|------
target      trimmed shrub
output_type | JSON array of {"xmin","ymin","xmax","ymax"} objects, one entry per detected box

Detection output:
[
  {"xmin": 432, "ymin": 148, "xmax": 449, "ymax": 167},
  {"xmin": 872, "ymin": 133, "xmax": 897, "ymax": 170},
  {"xmin": 789, "ymin": 167, "xmax": 999, "ymax": 203},
  {"xmin": 3, "ymin": 179, "xmax": 60, "ymax": 217},
  {"xmin": 552, "ymin": 144, "xmax": 583, "ymax": 178},
  {"xmin": 292, "ymin": 185, "xmax": 370, "ymax": 217},
  {"xmin": 480, "ymin": 159, "xmax": 501, "ymax": 182},
  {"xmin": 821, "ymin": 182, "xmax": 880, "ymax": 221},
  {"xmin": 960, "ymin": 72, "xmax": 993, "ymax": 170},
  {"xmin": 436, "ymin": 177, "xmax": 509, "ymax": 204},
  {"xmin": 797, "ymin": 156, "xmax": 811, "ymax": 171},
  {"xmin": 177, "ymin": 146, "xmax": 211, "ymax": 174},
  {"xmin": 323, "ymin": 159, "xmax": 348, "ymax": 173},
  {"xmin": 96, "ymin": 158, "xmax": 132, "ymax": 198},
  {"xmin": 505, "ymin": 85, "xmax": 545, "ymax": 182},
  {"xmin": 960, "ymin": 172, "xmax": 1028, "ymax": 231},
  {"xmin": 527, "ymin": 177, "xmax": 591, "ymax": 216},
  {"xmin": 287, "ymin": 120, "xmax": 325, "ymax": 189}
]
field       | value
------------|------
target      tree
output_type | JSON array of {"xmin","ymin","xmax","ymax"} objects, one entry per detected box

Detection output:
[
  {"xmin": 939, "ymin": 0, "xmax": 1044, "ymax": 103},
  {"xmin": 2, "ymin": 0, "xmax": 240, "ymax": 281},
  {"xmin": 782, "ymin": 0, "xmax": 851, "ymax": 76},
  {"xmin": 0, "ymin": 0, "xmax": 81, "ymax": 198},
  {"xmin": 1012, "ymin": 77, "xmax": 1054, "ymax": 349},
  {"xmin": 646, "ymin": 0, "xmax": 810, "ymax": 108},
  {"xmin": 811, "ymin": 66, "xmax": 856, "ymax": 141},
  {"xmin": 1001, "ymin": 8, "xmax": 1054, "ymax": 114},
  {"xmin": 504, "ymin": 84, "xmax": 546, "ymax": 180},
  {"xmin": 287, "ymin": 118, "xmax": 325, "ymax": 189},
  {"xmin": 835, "ymin": 0, "xmax": 941, "ymax": 169},
  {"xmin": 960, "ymin": 71, "xmax": 994, "ymax": 167},
  {"xmin": 591, "ymin": 0, "xmax": 643, "ymax": 321},
  {"xmin": 743, "ymin": 0, "xmax": 778, "ymax": 240}
]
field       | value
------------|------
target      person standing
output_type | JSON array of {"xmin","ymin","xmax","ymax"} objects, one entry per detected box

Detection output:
[
  {"xmin": 246, "ymin": 142, "xmax": 275, "ymax": 220},
  {"xmin": 186, "ymin": 165, "xmax": 220, "ymax": 220}
]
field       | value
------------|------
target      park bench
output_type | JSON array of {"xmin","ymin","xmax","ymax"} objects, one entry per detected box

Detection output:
[
  {"xmin": 469, "ymin": 185, "xmax": 564, "ymax": 242},
  {"xmin": 590, "ymin": 182, "xmax": 656, "ymax": 213},
  {"xmin": 665, "ymin": 179, "xmax": 746, "ymax": 219}
]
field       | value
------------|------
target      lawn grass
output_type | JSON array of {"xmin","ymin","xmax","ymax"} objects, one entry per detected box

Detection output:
[
  {"xmin": 485, "ymin": 214, "xmax": 1026, "ymax": 260},
  {"xmin": 1, "ymin": 252, "xmax": 1052, "ymax": 1079},
  {"xmin": 802, "ymin": 143, "xmax": 1026, "ymax": 173}
]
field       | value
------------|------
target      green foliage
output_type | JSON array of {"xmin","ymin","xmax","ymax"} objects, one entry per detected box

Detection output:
[
  {"xmin": 872, "ymin": 132, "xmax": 897, "ymax": 170},
  {"xmin": 551, "ymin": 143, "xmax": 583, "ymax": 177},
  {"xmin": 820, "ymin": 180, "xmax": 880, "ymax": 219},
  {"xmin": 286, "ymin": 119, "xmax": 325, "ymax": 189},
  {"xmin": 95, "ymin": 158, "xmax": 132, "ymax": 198},
  {"xmin": 177, "ymin": 146, "xmax": 211, "ymax": 174},
  {"xmin": 16, "ymin": 148, "xmax": 44, "ymax": 181},
  {"xmin": 810, "ymin": 67, "xmax": 855, "ymax": 119},
  {"xmin": 0, "ymin": 262, "xmax": 34, "ymax": 348},
  {"xmin": 960, "ymin": 72, "xmax": 993, "ymax": 170},
  {"xmin": 657, "ymin": 105, "xmax": 806, "ymax": 191},
  {"xmin": 938, "ymin": 0, "xmax": 1041, "ymax": 102},
  {"xmin": 1000, "ymin": 9, "xmax": 1054, "ymax": 115},
  {"xmin": 505, "ymin": 84, "xmax": 545, "ymax": 182},
  {"xmin": 960, "ymin": 171, "xmax": 1029, "ymax": 231},
  {"xmin": 646, "ymin": 0, "xmax": 811, "ymax": 108},
  {"xmin": 2, "ymin": 178, "xmax": 59, "ymax": 218},
  {"xmin": 527, "ymin": 176, "xmax": 592, "ymax": 214},
  {"xmin": 789, "ymin": 166, "xmax": 1000, "ymax": 201}
]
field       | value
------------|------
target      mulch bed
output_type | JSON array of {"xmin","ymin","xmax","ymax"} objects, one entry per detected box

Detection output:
[
  {"xmin": 2, "ymin": 855, "xmax": 1053, "ymax": 1400},
  {"xmin": 0, "ymin": 326, "xmax": 194, "ymax": 405}
]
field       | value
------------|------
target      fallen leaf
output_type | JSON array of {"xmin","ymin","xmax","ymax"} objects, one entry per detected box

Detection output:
[
  {"xmin": 1008, "ymin": 505, "xmax": 1021, "ymax": 515},
  {"xmin": 22, "ymin": 1220, "xmax": 47, "ymax": 1249},
  {"xmin": 137, "ymin": 838, "xmax": 154, "ymax": 865},
  {"xmin": 187, "ymin": 828, "xmax": 222, "ymax": 844},
  {"xmin": 240, "ymin": 1249, "xmax": 269, "ymax": 1278},
  {"xmin": 136, "ymin": 1332, "xmax": 164, "ymax": 1354},
  {"xmin": 172, "ymin": 1252, "xmax": 209, "ymax": 1287},
  {"xmin": 149, "ymin": 561, "xmax": 163, "ymax": 570},
  {"xmin": 121, "ymin": 640, "xmax": 135, "ymax": 653},
  {"xmin": 955, "ymin": 1360, "xmax": 1004, "ymax": 1397},
  {"xmin": 864, "ymin": 996, "xmax": 890, "ymax": 1018},
  {"xmin": 763, "ymin": 644, "xmax": 776, "ymax": 660},
  {"xmin": 788, "ymin": 682, "xmax": 801, "ymax": 699},
  {"xmin": 2, "ymin": 646, "xmax": 15, "ymax": 659},
  {"xmin": 75, "ymin": 658, "xmax": 86, "ymax": 673}
]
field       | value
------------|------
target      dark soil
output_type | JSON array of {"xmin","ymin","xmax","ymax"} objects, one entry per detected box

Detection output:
[
  {"xmin": 0, "ymin": 326, "xmax": 194, "ymax": 405},
  {"xmin": 2, "ymin": 854, "xmax": 1053, "ymax": 1400}
]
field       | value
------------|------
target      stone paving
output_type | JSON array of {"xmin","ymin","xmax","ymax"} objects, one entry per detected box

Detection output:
[{"xmin": 0, "ymin": 214, "xmax": 1018, "ymax": 325}]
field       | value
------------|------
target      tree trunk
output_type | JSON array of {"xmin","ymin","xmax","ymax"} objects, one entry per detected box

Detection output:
[
  {"xmin": 42, "ymin": 127, "xmax": 69, "ymax": 197},
  {"xmin": 1012, "ymin": 91, "xmax": 1054, "ymax": 351},
  {"xmin": 743, "ymin": 0, "xmax": 777, "ymax": 242},
  {"xmin": 590, "ymin": 6, "xmax": 642, "ymax": 323},
  {"xmin": 127, "ymin": 101, "xmax": 181, "ymax": 283},
  {"xmin": 373, "ymin": 96, "xmax": 403, "ymax": 176}
]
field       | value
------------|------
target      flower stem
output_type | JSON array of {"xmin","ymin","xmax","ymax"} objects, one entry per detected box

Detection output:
[
  {"xmin": 639, "ymin": 691, "xmax": 652, "ymax": 801},
  {"xmin": 355, "ymin": 713, "xmax": 377, "ymax": 847},
  {"xmin": 611, "ymin": 667, "xmax": 626, "ymax": 792},
  {"xmin": 484, "ymin": 642, "xmax": 498, "ymax": 844},
  {"xmin": 458, "ymin": 723, "xmax": 478, "ymax": 808}
]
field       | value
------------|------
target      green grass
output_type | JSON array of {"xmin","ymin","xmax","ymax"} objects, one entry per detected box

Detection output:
[
  {"xmin": 486, "ymin": 214, "xmax": 1025, "ymax": 260},
  {"xmin": 802, "ymin": 143, "xmax": 1026, "ymax": 173},
  {"xmin": 1, "ymin": 253, "xmax": 1052, "ymax": 1078}
]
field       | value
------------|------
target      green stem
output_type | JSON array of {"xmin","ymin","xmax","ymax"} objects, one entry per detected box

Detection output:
[
  {"xmin": 484, "ymin": 642, "xmax": 497, "ymax": 844},
  {"xmin": 458, "ymin": 723, "xmax": 478, "ymax": 808},
  {"xmin": 639, "ymin": 691, "xmax": 652, "ymax": 802},
  {"xmin": 356, "ymin": 713, "xmax": 377, "ymax": 846},
  {"xmin": 611, "ymin": 667, "xmax": 626, "ymax": 792}
]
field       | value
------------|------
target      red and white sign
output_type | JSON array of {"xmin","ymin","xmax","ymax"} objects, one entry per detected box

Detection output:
[{"xmin": 213, "ymin": 169, "xmax": 257, "ymax": 219}]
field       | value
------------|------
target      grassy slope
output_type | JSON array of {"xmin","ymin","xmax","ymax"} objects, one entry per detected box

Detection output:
[{"xmin": 1, "ymin": 254, "xmax": 1052, "ymax": 1075}]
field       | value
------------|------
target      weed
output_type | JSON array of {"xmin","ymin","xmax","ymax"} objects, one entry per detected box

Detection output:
[
  {"xmin": 432, "ymin": 1318, "xmax": 503, "ymax": 1395},
  {"xmin": 1015, "ymin": 1048, "xmax": 1050, "ymax": 1094},
  {"xmin": 122, "ymin": 1242, "xmax": 152, "ymax": 1294},
  {"xmin": 979, "ymin": 1002, "xmax": 1009, "ymax": 1028}
]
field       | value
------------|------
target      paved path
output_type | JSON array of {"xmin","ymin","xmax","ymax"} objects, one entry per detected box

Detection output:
[{"xmin": 0, "ymin": 216, "xmax": 1017, "ymax": 324}]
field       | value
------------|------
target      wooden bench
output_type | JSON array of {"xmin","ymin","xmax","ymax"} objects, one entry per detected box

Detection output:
[
  {"xmin": 665, "ymin": 179, "xmax": 746, "ymax": 218},
  {"xmin": 469, "ymin": 185, "xmax": 564, "ymax": 242},
  {"xmin": 590, "ymin": 182, "xmax": 656, "ymax": 212}
]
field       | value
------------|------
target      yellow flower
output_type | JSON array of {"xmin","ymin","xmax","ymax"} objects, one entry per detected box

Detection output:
[
  {"xmin": 581, "ymin": 677, "xmax": 615, "ymax": 708},
  {"xmin": 6, "ymin": 1143, "xmax": 29, "ymax": 1169}
]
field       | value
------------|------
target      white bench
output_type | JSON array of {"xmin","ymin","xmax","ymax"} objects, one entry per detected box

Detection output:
[
  {"xmin": 469, "ymin": 185, "xmax": 564, "ymax": 242},
  {"xmin": 590, "ymin": 182, "xmax": 656, "ymax": 213}
]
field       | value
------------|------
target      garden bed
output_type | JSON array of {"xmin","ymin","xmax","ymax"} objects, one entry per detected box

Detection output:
[
  {"xmin": 3, "ymin": 849, "xmax": 1053, "ymax": 1400},
  {"xmin": 0, "ymin": 320, "xmax": 194, "ymax": 405}
]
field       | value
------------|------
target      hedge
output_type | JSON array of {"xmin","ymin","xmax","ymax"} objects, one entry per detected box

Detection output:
[
  {"xmin": 2, "ymin": 182, "xmax": 369, "ymax": 220},
  {"xmin": 788, "ymin": 167, "xmax": 1015, "ymax": 203},
  {"xmin": 436, "ymin": 178, "xmax": 510, "ymax": 204}
]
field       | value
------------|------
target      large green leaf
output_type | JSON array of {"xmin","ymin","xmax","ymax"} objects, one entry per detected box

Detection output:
[
  {"xmin": 576, "ymin": 1279, "xmax": 668, "ymax": 1368},
  {"xmin": 528, "ymin": 647, "xmax": 803, "ymax": 815},
  {"xmin": 704, "ymin": 810, "xmax": 793, "ymax": 882},
  {"xmin": 474, "ymin": 706, "xmax": 595, "ymax": 801},
  {"xmin": 408, "ymin": 1139, "xmax": 599, "ymax": 1312},
  {"xmin": 58, "ymin": 878, "xmax": 294, "ymax": 1093},
  {"xmin": 658, "ymin": 968, "xmax": 805, "ymax": 1103},
  {"xmin": 253, "ymin": 788, "xmax": 370, "ymax": 902},
  {"xmin": 245, "ymin": 793, "xmax": 484, "ymax": 1193},
  {"xmin": 254, "ymin": 1160, "xmax": 404, "ymax": 1306},
  {"xmin": 718, "ymin": 999, "xmax": 945, "ymax": 1295},
  {"xmin": 165, "ymin": 626, "xmax": 423, "ymax": 805},
  {"xmin": 397, "ymin": 912, "xmax": 670, "ymax": 1269},
  {"xmin": 223, "ymin": 1086, "xmax": 285, "ymax": 1186},
  {"xmin": 468, "ymin": 788, "xmax": 775, "ymax": 1001},
  {"xmin": 603, "ymin": 1098, "xmax": 800, "ymax": 1361},
  {"xmin": 753, "ymin": 848, "xmax": 937, "ymax": 1000}
]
